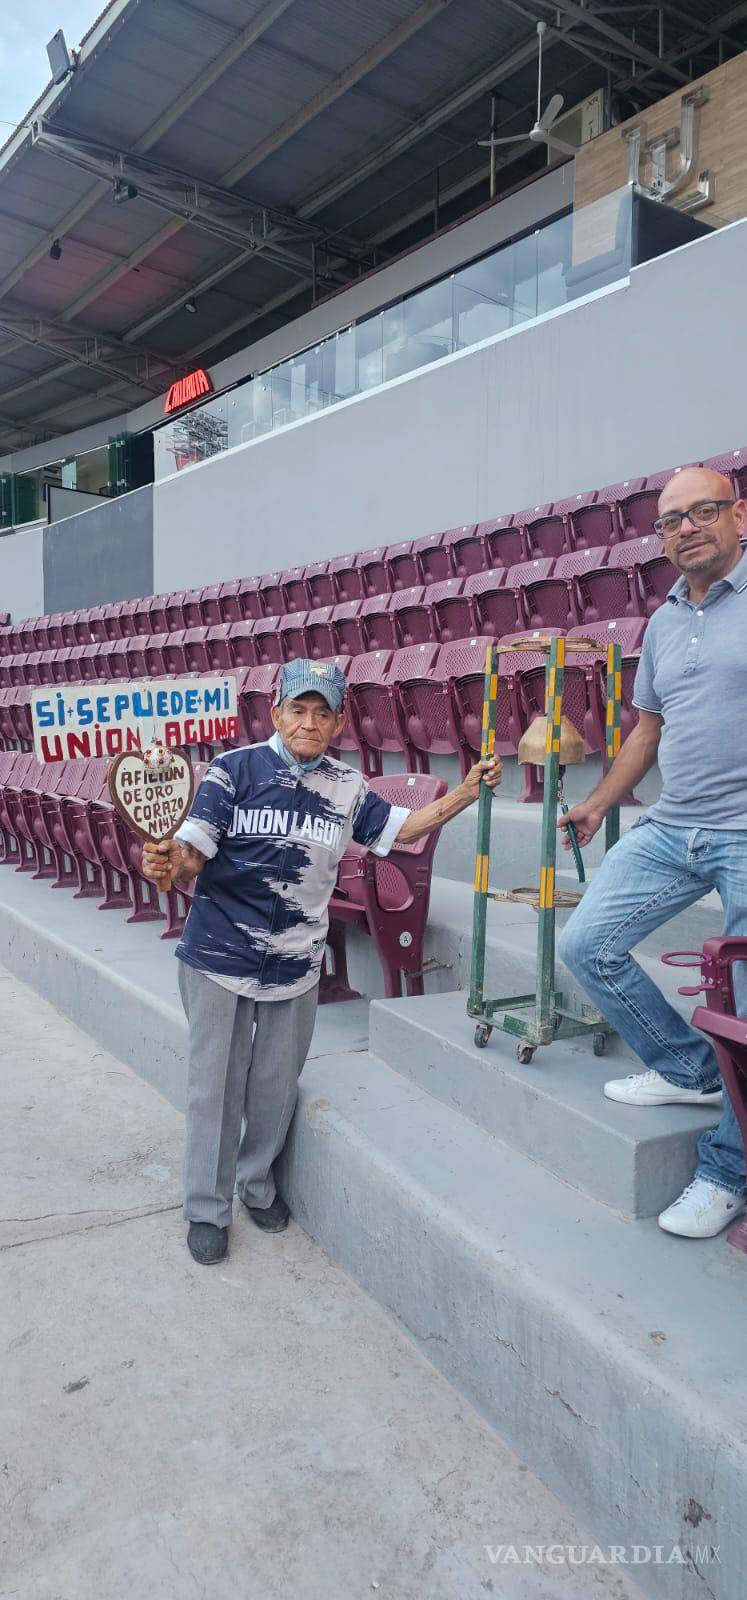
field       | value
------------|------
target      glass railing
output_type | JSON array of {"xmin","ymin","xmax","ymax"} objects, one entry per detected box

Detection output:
[{"xmin": 154, "ymin": 185, "xmax": 632, "ymax": 480}]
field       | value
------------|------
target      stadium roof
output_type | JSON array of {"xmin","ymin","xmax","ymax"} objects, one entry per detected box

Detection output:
[{"xmin": 0, "ymin": 0, "xmax": 744, "ymax": 451}]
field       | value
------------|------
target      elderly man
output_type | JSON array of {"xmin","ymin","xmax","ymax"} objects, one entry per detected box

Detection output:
[
  {"xmin": 558, "ymin": 467, "xmax": 747, "ymax": 1238},
  {"xmin": 144, "ymin": 658, "xmax": 501, "ymax": 1264}
]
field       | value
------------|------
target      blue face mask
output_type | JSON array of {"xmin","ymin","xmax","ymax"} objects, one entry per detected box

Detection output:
[{"xmin": 273, "ymin": 732, "xmax": 325, "ymax": 775}]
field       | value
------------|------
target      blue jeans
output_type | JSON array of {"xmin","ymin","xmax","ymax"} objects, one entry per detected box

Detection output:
[{"xmin": 558, "ymin": 820, "xmax": 747, "ymax": 1196}]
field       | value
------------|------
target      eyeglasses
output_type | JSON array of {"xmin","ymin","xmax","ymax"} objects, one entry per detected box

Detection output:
[{"xmin": 653, "ymin": 499, "xmax": 735, "ymax": 539}]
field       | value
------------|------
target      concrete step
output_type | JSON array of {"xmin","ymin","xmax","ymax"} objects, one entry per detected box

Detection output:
[
  {"xmin": 369, "ymin": 992, "xmax": 720, "ymax": 1218},
  {"xmin": 0, "ymin": 868, "xmax": 744, "ymax": 1599},
  {"xmin": 279, "ymin": 1047, "xmax": 747, "ymax": 1600}
]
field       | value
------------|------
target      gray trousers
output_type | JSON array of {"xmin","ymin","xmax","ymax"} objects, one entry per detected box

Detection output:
[{"xmin": 178, "ymin": 961, "xmax": 318, "ymax": 1227}]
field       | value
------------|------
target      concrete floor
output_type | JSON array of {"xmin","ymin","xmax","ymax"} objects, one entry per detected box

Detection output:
[{"xmin": 0, "ymin": 963, "xmax": 643, "ymax": 1600}]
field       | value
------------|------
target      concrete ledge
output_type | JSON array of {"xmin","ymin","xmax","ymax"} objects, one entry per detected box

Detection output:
[
  {"xmin": 0, "ymin": 871, "xmax": 369, "ymax": 1110},
  {"xmin": 279, "ymin": 1050, "xmax": 747, "ymax": 1600},
  {"xmin": 370, "ymin": 992, "xmax": 719, "ymax": 1218},
  {"xmin": 0, "ymin": 864, "xmax": 744, "ymax": 1598}
]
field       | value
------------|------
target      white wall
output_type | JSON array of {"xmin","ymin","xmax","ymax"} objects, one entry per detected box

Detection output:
[
  {"xmin": 152, "ymin": 217, "xmax": 747, "ymax": 591},
  {"xmin": 0, "ymin": 523, "xmax": 45, "ymax": 619}
]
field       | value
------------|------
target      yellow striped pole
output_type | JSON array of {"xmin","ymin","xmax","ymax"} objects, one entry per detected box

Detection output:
[
  {"xmin": 469, "ymin": 643, "xmax": 498, "ymax": 1012},
  {"xmin": 605, "ymin": 641, "xmax": 622, "ymax": 849}
]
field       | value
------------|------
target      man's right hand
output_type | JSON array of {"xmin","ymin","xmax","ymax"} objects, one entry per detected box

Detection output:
[
  {"xmin": 141, "ymin": 838, "xmax": 184, "ymax": 882},
  {"xmin": 557, "ymin": 800, "xmax": 606, "ymax": 850}
]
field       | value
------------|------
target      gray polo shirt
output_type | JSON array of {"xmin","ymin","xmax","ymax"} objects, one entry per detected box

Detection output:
[{"xmin": 632, "ymin": 549, "xmax": 747, "ymax": 829}]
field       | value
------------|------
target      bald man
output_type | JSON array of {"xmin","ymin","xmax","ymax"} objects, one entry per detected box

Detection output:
[{"xmin": 558, "ymin": 467, "xmax": 747, "ymax": 1238}]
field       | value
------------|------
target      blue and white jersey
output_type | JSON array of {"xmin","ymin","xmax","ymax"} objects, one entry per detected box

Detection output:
[{"xmin": 174, "ymin": 734, "xmax": 410, "ymax": 1000}]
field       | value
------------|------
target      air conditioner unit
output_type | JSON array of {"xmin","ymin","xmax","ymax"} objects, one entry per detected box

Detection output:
[{"xmin": 553, "ymin": 88, "xmax": 605, "ymax": 150}]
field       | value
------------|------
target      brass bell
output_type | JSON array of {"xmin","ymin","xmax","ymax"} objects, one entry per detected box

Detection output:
[{"xmin": 517, "ymin": 713, "xmax": 585, "ymax": 767}]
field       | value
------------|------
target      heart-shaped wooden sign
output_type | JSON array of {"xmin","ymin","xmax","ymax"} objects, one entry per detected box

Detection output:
[{"xmin": 108, "ymin": 745, "xmax": 195, "ymax": 845}]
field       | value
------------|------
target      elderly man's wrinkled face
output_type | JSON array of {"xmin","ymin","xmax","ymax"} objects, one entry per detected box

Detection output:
[
  {"xmin": 656, "ymin": 468, "xmax": 746, "ymax": 584},
  {"xmin": 271, "ymin": 692, "xmax": 346, "ymax": 761}
]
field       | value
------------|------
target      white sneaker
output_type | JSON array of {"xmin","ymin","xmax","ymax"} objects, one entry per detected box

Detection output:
[
  {"xmin": 603, "ymin": 1068, "xmax": 722, "ymax": 1107},
  {"xmin": 658, "ymin": 1178, "xmax": 746, "ymax": 1238}
]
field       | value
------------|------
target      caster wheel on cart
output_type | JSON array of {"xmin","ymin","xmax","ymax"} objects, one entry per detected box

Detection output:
[
  {"xmin": 517, "ymin": 1043, "xmax": 535, "ymax": 1064},
  {"xmin": 474, "ymin": 1024, "xmax": 492, "ymax": 1049},
  {"xmin": 593, "ymin": 1032, "xmax": 607, "ymax": 1057}
]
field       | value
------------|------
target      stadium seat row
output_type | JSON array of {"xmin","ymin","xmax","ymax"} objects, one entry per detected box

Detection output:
[
  {"xmin": 0, "ymin": 749, "xmax": 446, "ymax": 997},
  {"xmin": 0, "ymin": 547, "xmax": 666, "ymax": 685},
  {"xmin": 3, "ymin": 446, "xmax": 744, "ymax": 655},
  {"xmin": 0, "ymin": 624, "xmax": 645, "ymax": 798}
]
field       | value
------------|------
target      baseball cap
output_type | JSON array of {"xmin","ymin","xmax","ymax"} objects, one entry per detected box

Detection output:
[{"xmin": 276, "ymin": 658, "xmax": 347, "ymax": 713}]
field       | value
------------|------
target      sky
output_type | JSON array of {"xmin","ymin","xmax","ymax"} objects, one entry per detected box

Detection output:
[{"xmin": 0, "ymin": 0, "xmax": 102, "ymax": 134}]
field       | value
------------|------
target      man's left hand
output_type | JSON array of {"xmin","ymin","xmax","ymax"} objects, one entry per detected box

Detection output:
[{"xmin": 463, "ymin": 755, "xmax": 502, "ymax": 797}]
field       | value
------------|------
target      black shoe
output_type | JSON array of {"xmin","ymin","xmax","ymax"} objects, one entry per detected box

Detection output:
[
  {"xmin": 241, "ymin": 1194, "xmax": 290, "ymax": 1232},
  {"xmin": 187, "ymin": 1222, "xmax": 228, "ymax": 1264}
]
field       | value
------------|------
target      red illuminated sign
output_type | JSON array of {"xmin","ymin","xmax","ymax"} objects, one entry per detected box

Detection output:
[{"xmin": 164, "ymin": 368, "xmax": 213, "ymax": 414}]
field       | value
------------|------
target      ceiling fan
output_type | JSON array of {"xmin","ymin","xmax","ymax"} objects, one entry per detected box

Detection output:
[{"xmin": 479, "ymin": 21, "xmax": 578, "ymax": 159}]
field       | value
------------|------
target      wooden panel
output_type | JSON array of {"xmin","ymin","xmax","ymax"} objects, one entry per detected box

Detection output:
[{"xmin": 574, "ymin": 52, "xmax": 747, "ymax": 227}]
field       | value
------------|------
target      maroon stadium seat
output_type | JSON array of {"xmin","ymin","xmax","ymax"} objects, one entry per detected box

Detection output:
[
  {"xmin": 571, "ymin": 478, "xmax": 645, "ymax": 548},
  {"xmin": 430, "ymin": 576, "xmax": 479, "ymax": 641},
  {"xmin": 278, "ymin": 611, "xmax": 309, "ymax": 660},
  {"xmin": 425, "ymin": 578, "xmax": 469, "ymax": 642},
  {"xmin": 506, "ymin": 558, "xmax": 558, "ymax": 627},
  {"xmin": 331, "ymin": 600, "xmax": 365, "ymax": 657},
  {"xmin": 258, "ymin": 571, "xmax": 285, "ymax": 615},
  {"xmin": 126, "ymin": 598, "xmax": 150, "ymax": 638},
  {"xmin": 390, "ymin": 586, "xmax": 432, "ymax": 648},
  {"xmin": 253, "ymin": 616, "xmax": 285, "ymax": 665},
  {"xmin": 346, "ymin": 649, "xmax": 396, "ymax": 776},
  {"xmin": 88, "ymin": 801, "xmax": 160, "ymax": 923},
  {"xmin": 412, "ymin": 532, "xmax": 453, "ymax": 585},
  {"xmin": 198, "ymin": 584, "xmax": 223, "ymax": 626},
  {"xmin": 237, "ymin": 664, "xmax": 281, "ymax": 745},
  {"xmin": 397, "ymin": 640, "xmax": 466, "ymax": 771},
  {"xmin": 206, "ymin": 623, "xmax": 234, "ymax": 672},
  {"xmin": 328, "ymin": 772, "xmax": 447, "ymax": 999},
  {"xmin": 519, "ymin": 503, "xmax": 568, "ymax": 559},
  {"xmin": 305, "ymin": 606, "xmax": 338, "ymax": 659},
  {"xmin": 360, "ymin": 594, "xmax": 398, "ymax": 653},
  {"xmin": 705, "ymin": 445, "xmax": 747, "ymax": 497},
  {"xmin": 144, "ymin": 634, "xmax": 169, "ymax": 678},
  {"xmin": 328, "ymin": 553, "xmax": 363, "ymax": 603},
  {"xmin": 357, "ymin": 546, "xmax": 390, "ymax": 598},
  {"xmin": 305, "ymin": 562, "xmax": 337, "ymax": 607},
  {"xmin": 183, "ymin": 626, "xmax": 211, "ymax": 673},
  {"xmin": 60, "ymin": 611, "xmax": 80, "ymax": 648},
  {"xmin": 482, "ymin": 516, "xmax": 527, "ymax": 569},
  {"xmin": 162, "ymin": 630, "xmax": 188, "ymax": 676},
  {"xmin": 180, "ymin": 588, "xmax": 205, "ymax": 628},
  {"xmin": 521, "ymin": 548, "xmax": 611, "ymax": 630},
  {"xmin": 446, "ymin": 523, "xmax": 486, "ymax": 578},
  {"xmin": 574, "ymin": 536, "xmax": 665, "ymax": 622},
  {"xmin": 282, "ymin": 567, "xmax": 311, "ymax": 612},
  {"xmin": 464, "ymin": 568, "xmax": 522, "ymax": 637},
  {"xmin": 227, "ymin": 620, "xmax": 257, "ymax": 669},
  {"xmin": 385, "ymin": 540, "xmax": 419, "ymax": 591}
]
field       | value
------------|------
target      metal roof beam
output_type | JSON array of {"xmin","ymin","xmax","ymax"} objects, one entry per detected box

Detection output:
[
  {"xmin": 611, "ymin": 1, "xmax": 747, "ymax": 90},
  {"xmin": 659, "ymin": 0, "xmax": 744, "ymax": 49},
  {"xmin": 125, "ymin": 247, "xmax": 257, "ymax": 344},
  {"xmin": 537, "ymin": 0, "xmax": 690, "ymax": 81},
  {"xmin": 0, "ymin": 358, "xmax": 84, "ymax": 404},
  {"xmin": 221, "ymin": 0, "xmax": 455, "ymax": 185},
  {"xmin": 0, "ymin": 306, "xmax": 174, "ymax": 396},
  {"xmin": 0, "ymin": 0, "xmax": 296, "ymax": 301},
  {"xmin": 124, "ymin": 23, "xmax": 569, "ymax": 346},
  {"xmin": 44, "ymin": 0, "xmax": 455, "ymax": 325},
  {"xmin": 296, "ymin": 26, "xmax": 563, "ymax": 221},
  {"xmin": 33, "ymin": 124, "xmax": 363, "ymax": 271}
]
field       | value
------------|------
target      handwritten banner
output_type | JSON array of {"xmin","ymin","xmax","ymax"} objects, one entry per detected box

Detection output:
[{"xmin": 32, "ymin": 678, "xmax": 239, "ymax": 763}]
